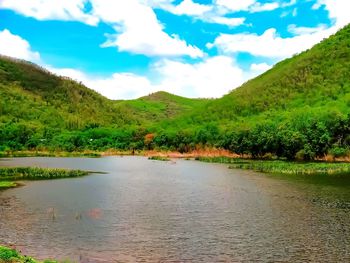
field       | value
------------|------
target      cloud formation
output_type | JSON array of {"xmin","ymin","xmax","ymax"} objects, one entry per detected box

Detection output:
[
  {"xmin": 0, "ymin": 0, "xmax": 98, "ymax": 25},
  {"xmin": 0, "ymin": 29, "xmax": 40, "ymax": 61},
  {"xmin": 51, "ymin": 56, "xmax": 248, "ymax": 99}
]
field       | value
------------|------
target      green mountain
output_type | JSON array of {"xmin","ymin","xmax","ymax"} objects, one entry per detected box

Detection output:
[
  {"xmin": 1, "ymin": 24, "xmax": 350, "ymax": 159},
  {"xmin": 152, "ymin": 24, "xmax": 350, "ymax": 158},
  {"xmin": 203, "ymin": 24, "xmax": 350, "ymax": 123},
  {"xmin": 115, "ymin": 91, "xmax": 209, "ymax": 123},
  {"xmin": 0, "ymin": 55, "xmax": 208, "ymax": 151}
]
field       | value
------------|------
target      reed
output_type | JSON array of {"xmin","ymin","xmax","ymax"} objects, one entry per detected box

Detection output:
[
  {"xmin": 197, "ymin": 157, "xmax": 350, "ymax": 176},
  {"xmin": 148, "ymin": 156, "xmax": 171, "ymax": 161},
  {"xmin": 0, "ymin": 167, "xmax": 89, "ymax": 182}
]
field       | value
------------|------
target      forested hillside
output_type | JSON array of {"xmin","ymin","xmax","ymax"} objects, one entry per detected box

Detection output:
[
  {"xmin": 0, "ymin": 56, "xmax": 209, "ymax": 151},
  {"xmin": 150, "ymin": 24, "xmax": 350, "ymax": 159},
  {"xmin": 1, "ymin": 24, "xmax": 350, "ymax": 159}
]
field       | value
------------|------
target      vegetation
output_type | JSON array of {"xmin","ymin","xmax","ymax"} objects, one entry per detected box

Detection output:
[
  {"xmin": 0, "ymin": 167, "xmax": 89, "ymax": 189},
  {"xmin": 1, "ymin": 25, "xmax": 350, "ymax": 161},
  {"xmin": 148, "ymin": 156, "xmax": 171, "ymax": 161},
  {"xmin": 198, "ymin": 157, "xmax": 350, "ymax": 176},
  {"xmin": 0, "ymin": 150, "xmax": 101, "ymax": 158},
  {"xmin": 0, "ymin": 181, "xmax": 17, "ymax": 189},
  {"xmin": 0, "ymin": 246, "xmax": 59, "ymax": 263}
]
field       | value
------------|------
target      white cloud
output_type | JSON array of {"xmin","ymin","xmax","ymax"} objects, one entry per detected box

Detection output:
[
  {"xmin": 0, "ymin": 0, "xmax": 98, "ymax": 25},
  {"xmin": 250, "ymin": 2, "xmax": 279, "ymax": 13},
  {"xmin": 0, "ymin": 0, "xmax": 203, "ymax": 58},
  {"xmin": 250, "ymin": 62, "xmax": 272, "ymax": 72},
  {"xmin": 153, "ymin": 56, "xmax": 245, "ymax": 98},
  {"xmin": 288, "ymin": 24, "xmax": 327, "ymax": 35},
  {"xmin": 313, "ymin": 0, "xmax": 350, "ymax": 28},
  {"xmin": 207, "ymin": 17, "xmax": 245, "ymax": 27},
  {"xmin": 207, "ymin": 26, "xmax": 340, "ymax": 59},
  {"xmin": 170, "ymin": 0, "xmax": 213, "ymax": 16},
  {"xmin": 91, "ymin": 0, "xmax": 204, "ymax": 58},
  {"xmin": 0, "ymin": 29, "xmax": 40, "ymax": 61},
  {"xmin": 215, "ymin": 0, "xmax": 256, "ymax": 12},
  {"xmin": 50, "ymin": 56, "xmax": 248, "ymax": 99},
  {"xmin": 208, "ymin": 0, "xmax": 350, "ymax": 59}
]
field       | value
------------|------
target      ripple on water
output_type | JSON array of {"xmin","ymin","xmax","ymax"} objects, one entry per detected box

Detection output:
[{"xmin": 0, "ymin": 156, "xmax": 349, "ymax": 262}]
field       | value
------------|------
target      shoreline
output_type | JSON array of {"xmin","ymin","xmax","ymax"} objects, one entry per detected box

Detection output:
[
  {"xmin": 1, "ymin": 149, "xmax": 350, "ymax": 162},
  {"xmin": 2, "ymin": 150, "xmax": 350, "ymax": 177}
]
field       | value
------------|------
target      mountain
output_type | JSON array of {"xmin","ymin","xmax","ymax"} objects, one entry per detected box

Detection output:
[
  {"xmin": 0, "ymin": 24, "xmax": 350, "ymax": 159},
  {"xmin": 0, "ymin": 55, "xmax": 207, "ymax": 151},
  {"xmin": 115, "ymin": 91, "xmax": 210, "ymax": 123},
  {"xmin": 197, "ymin": 24, "xmax": 350, "ymax": 125},
  {"xmin": 157, "ymin": 24, "xmax": 350, "ymax": 158}
]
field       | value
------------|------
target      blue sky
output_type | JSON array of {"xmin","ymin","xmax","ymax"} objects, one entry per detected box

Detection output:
[{"xmin": 0, "ymin": 0, "xmax": 349, "ymax": 99}]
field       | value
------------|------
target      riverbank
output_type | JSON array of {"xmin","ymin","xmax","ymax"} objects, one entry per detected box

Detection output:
[
  {"xmin": 198, "ymin": 157, "xmax": 350, "ymax": 176},
  {"xmin": 2, "ymin": 150, "xmax": 350, "ymax": 176},
  {"xmin": 0, "ymin": 149, "xmax": 239, "ymax": 159},
  {"xmin": 0, "ymin": 245, "xmax": 58, "ymax": 263},
  {"xmin": 0, "ymin": 167, "xmax": 89, "ymax": 189}
]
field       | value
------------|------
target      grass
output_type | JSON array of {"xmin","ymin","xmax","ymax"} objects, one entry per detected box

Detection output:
[
  {"xmin": 0, "ymin": 167, "xmax": 90, "ymax": 190},
  {"xmin": 148, "ymin": 156, "xmax": 171, "ymax": 161},
  {"xmin": 0, "ymin": 151, "xmax": 101, "ymax": 158},
  {"xmin": 0, "ymin": 167, "xmax": 89, "ymax": 181},
  {"xmin": 0, "ymin": 181, "xmax": 17, "ymax": 189},
  {"xmin": 0, "ymin": 245, "xmax": 59, "ymax": 263},
  {"xmin": 197, "ymin": 157, "xmax": 350, "ymax": 176}
]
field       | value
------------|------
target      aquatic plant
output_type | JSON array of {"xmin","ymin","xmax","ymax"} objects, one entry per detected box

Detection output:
[
  {"xmin": 0, "ymin": 181, "xmax": 18, "ymax": 189},
  {"xmin": 148, "ymin": 156, "xmax": 171, "ymax": 161},
  {"xmin": 198, "ymin": 157, "xmax": 350, "ymax": 176},
  {"xmin": 0, "ymin": 245, "xmax": 60, "ymax": 263},
  {"xmin": 0, "ymin": 167, "xmax": 89, "ymax": 181}
]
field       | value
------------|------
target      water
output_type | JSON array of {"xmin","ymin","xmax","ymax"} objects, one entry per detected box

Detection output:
[{"xmin": 0, "ymin": 156, "xmax": 349, "ymax": 262}]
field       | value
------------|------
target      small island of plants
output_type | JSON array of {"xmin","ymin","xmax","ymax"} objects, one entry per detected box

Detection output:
[{"xmin": 0, "ymin": 167, "xmax": 89, "ymax": 189}]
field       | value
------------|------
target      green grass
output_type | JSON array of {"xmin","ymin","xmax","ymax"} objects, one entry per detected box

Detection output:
[
  {"xmin": 198, "ymin": 157, "xmax": 350, "ymax": 176},
  {"xmin": 148, "ymin": 156, "xmax": 171, "ymax": 161},
  {"xmin": 0, "ymin": 151, "xmax": 101, "ymax": 158},
  {"xmin": 0, "ymin": 181, "xmax": 17, "ymax": 189},
  {"xmin": 0, "ymin": 246, "xmax": 59, "ymax": 263},
  {"xmin": 0, "ymin": 167, "xmax": 89, "ymax": 181}
]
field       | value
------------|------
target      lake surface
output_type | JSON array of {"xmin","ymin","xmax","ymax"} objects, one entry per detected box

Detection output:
[{"xmin": 0, "ymin": 157, "xmax": 349, "ymax": 262}]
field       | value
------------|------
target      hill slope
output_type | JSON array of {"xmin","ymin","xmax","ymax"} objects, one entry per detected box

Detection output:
[
  {"xmin": 1, "ymin": 24, "xmax": 350, "ymax": 159},
  {"xmin": 0, "ymin": 55, "xmax": 208, "ymax": 151},
  {"xmin": 201, "ymin": 25, "xmax": 350, "ymax": 123},
  {"xmin": 156, "ymin": 24, "xmax": 350, "ymax": 158},
  {"xmin": 115, "ymin": 91, "xmax": 210, "ymax": 123}
]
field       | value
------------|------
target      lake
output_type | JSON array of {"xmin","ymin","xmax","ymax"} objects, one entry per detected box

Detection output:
[{"xmin": 0, "ymin": 156, "xmax": 349, "ymax": 262}]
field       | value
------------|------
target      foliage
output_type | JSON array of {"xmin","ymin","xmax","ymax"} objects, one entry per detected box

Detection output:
[
  {"xmin": 0, "ymin": 181, "xmax": 17, "ymax": 189},
  {"xmin": 0, "ymin": 167, "xmax": 89, "ymax": 181},
  {"xmin": 0, "ymin": 246, "xmax": 59, "ymax": 263},
  {"xmin": 198, "ymin": 157, "xmax": 350, "ymax": 176},
  {"xmin": 1, "ymin": 25, "xmax": 350, "ymax": 160},
  {"xmin": 148, "ymin": 156, "xmax": 171, "ymax": 161}
]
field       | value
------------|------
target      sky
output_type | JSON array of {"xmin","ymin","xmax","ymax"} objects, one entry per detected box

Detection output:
[{"xmin": 0, "ymin": 0, "xmax": 349, "ymax": 100}]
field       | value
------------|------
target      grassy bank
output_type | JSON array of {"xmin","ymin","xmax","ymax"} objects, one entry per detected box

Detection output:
[
  {"xmin": 0, "ymin": 245, "xmax": 59, "ymax": 263},
  {"xmin": 0, "ymin": 167, "xmax": 89, "ymax": 189},
  {"xmin": 0, "ymin": 150, "xmax": 101, "ymax": 158},
  {"xmin": 197, "ymin": 157, "xmax": 350, "ymax": 176}
]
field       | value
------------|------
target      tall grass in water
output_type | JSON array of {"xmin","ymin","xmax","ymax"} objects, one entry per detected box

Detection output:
[
  {"xmin": 197, "ymin": 157, "xmax": 350, "ymax": 176},
  {"xmin": 0, "ymin": 245, "xmax": 59, "ymax": 263},
  {"xmin": 0, "ymin": 167, "xmax": 89, "ymax": 181}
]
